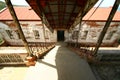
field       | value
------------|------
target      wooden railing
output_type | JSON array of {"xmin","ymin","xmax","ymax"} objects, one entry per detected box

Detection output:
[
  {"xmin": 67, "ymin": 42, "xmax": 120, "ymax": 64},
  {"xmin": 67, "ymin": 42, "xmax": 94, "ymax": 61},
  {"xmin": 0, "ymin": 53, "xmax": 27, "ymax": 66},
  {"xmin": 0, "ymin": 42, "xmax": 56, "ymax": 66},
  {"xmin": 28, "ymin": 42, "xmax": 56, "ymax": 58}
]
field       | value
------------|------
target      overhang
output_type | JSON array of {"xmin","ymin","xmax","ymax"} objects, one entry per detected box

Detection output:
[{"xmin": 26, "ymin": 0, "xmax": 98, "ymax": 30}]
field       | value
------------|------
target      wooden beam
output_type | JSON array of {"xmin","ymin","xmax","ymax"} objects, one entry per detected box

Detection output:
[
  {"xmin": 42, "ymin": 23, "xmax": 47, "ymax": 43},
  {"xmin": 93, "ymin": 0, "xmax": 120, "ymax": 56},
  {"xmin": 5, "ymin": 0, "xmax": 32, "ymax": 56},
  {"xmin": 35, "ymin": 0, "xmax": 53, "ymax": 32},
  {"xmin": 77, "ymin": 16, "xmax": 82, "ymax": 43}
]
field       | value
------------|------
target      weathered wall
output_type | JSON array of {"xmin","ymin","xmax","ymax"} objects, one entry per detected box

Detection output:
[
  {"xmin": 65, "ymin": 21, "xmax": 120, "ymax": 46},
  {"xmin": 0, "ymin": 20, "xmax": 120, "ymax": 46},
  {"xmin": 0, "ymin": 21, "xmax": 57, "ymax": 46}
]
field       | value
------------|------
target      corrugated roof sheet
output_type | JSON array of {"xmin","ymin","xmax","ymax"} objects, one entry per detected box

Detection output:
[
  {"xmin": 83, "ymin": 7, "xmax": 120, "ymax": 21},
  {"xmin": 0, "ymin": 6, "xmax": 41, "ymax": 21}
]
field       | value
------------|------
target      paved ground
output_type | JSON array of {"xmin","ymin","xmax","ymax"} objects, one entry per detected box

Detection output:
[
  {"xmin": 0, "ymin": 67, "xmax": 28, "ymax": 80},
  {"xmin": 24, "ymin": 42, "xmax": 96, "ymax": 80},
  {"xmin": 0, "ymin": 42, "xmax": 96, "ymax": 80}
]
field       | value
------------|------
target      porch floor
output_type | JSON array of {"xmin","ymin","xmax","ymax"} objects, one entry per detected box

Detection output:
[{"xmin": 0, "ymin": 42, "xmax": 96, "ymax": 80}]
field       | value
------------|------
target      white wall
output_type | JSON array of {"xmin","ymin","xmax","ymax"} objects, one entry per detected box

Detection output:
[
  {"xmin": 65, "ymin": 21, "xmax": 120, "ymax": 44},
  {"xmin": 1, "ymin": 21, "xmax": 120, "ymax": 46},
  {"xmin": 0, "ymin": 21, "xmax": 57, "ymax": 46}
]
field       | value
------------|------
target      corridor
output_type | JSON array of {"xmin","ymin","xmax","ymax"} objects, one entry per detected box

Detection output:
[{"xmin": 24, "ymin": 42, "xmax": 96, "ymax": 80}]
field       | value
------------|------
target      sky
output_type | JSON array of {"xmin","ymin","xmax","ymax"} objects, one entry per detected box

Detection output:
[
  {"xmin": 94, "ymin": 0, "xmax": 115, "ymax": 7},
  {"xmin": 0, "ymin": 0, "xmax": 116, "ymax": 7}
]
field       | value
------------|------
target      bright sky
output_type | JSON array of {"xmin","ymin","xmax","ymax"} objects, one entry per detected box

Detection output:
[
  {"xmin": 0, "ymin": 0, "xmax": 29, "ymax": 6},
  {"xmin": 94, "ymin": 0, "xmax": 115, "ymax": 7},
  {"xmin": 0, "ymin": 0, "xmax": 116, "ymax": 7}
]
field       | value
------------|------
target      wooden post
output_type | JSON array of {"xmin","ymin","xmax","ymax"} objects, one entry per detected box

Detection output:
[
  {"xmin": 42, "ymin": 16, "xmax": 47, "ymax": 43},
  {"xmin": 5, "ymin": 0, "xmax": 32, "ymax": 56},
  {"xmin": 93, "ymin": 0, "xmax": 120, "ymax": 56},
  {"xmin": 35, "ymin": 0, "xmax": 47, "ymax": 43},
  {"xmin": 77, "ymin": 16, "xmax": 82, "ymax": 43}
]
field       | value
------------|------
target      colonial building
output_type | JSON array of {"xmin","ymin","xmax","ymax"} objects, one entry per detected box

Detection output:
[
  {"xmin": 66, "ymin": 7, "xmax": 120, "ymax": 47},
  {"xmin": 0, "ymin": 6, "xmax": 120, "ymax": 47},
  {"xmin": 0, "ymin": 6, "xmax": 57, "ymax": 46},
  {"xmin": 0, "ymin": 0, "xmax": 120, "ymax": 80}
]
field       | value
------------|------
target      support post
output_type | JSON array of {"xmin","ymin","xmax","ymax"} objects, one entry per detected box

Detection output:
[
  {"xmin": 42, "ymin": 16, "xmax": 47, "ymax": 43},
  {"xmin": 77, "ymin": 16, "xmax": 82, "ymax": 43},
  {"xmin": 5, "ymin": 0, "xmax": 32, "ymax": 56},
  {"xmin": 93, "ymin": 0, "xmax": 120, "ymax": 56}
]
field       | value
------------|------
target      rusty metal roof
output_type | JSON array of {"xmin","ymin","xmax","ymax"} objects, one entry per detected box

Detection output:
[{"xmin": 26, "ymin": 0, "xmax": 98, "ymax": 29}]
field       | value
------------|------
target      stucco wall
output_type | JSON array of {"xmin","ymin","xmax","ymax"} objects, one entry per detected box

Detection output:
[
  {"xmin": 0, "ymin": 21, "xmax": 57, "ymax": 46},
  {"xmin": 65, "ymin": 21, "xmax": 120, "ymax": 46},
  {"xmin": 0, "ymin": 21, "xmax": 120, "ymax": 46}
]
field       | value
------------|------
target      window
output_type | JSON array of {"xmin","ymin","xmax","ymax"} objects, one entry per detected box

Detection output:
[
  {"xmin": 15, "ymin": 30, "xmax": 21, "ymax": 39},
  {"xmin": 80, "ymin": 31, "xmax": 88, "ymax": 40},
  {"xmin": 33, "ymin": 30, "xmax": 40, "ymax": 39},
  {"xmin": 6, "ymin": 30, "xmax": 14, "ymax": 39},
  {"xmin": 72, "ymin": 31, "xmax": 79, "ymax": 40},
  {"xmin": 45, "ymin": 30, "xmax": 49, "ymax": 39},
  {"xmin": 106, "ymin": 31, "xmax": 116, "ymax": 40}
]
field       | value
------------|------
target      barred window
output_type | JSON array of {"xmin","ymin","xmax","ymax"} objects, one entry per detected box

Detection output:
[
  {"xmin": 6, "ymin": 30, "xmax": 14, "ymax": 39},
  {"xmin": 33, "ymin": 30, "xmax": 40, "ymax": 39},
  {"xmin": 72, "ymin": 31, "xmax": 79, "ymax": 40},
  {"xmin": 15, "ymin": 30, "xmax": 21, "ymax": 39},
  {"xmin": 80, "ymin": 31, "xmax": 88, "ymax": 40},
  {"xmin": 106, "ymin": 31, "xmax": 116, "ymax": 40}
]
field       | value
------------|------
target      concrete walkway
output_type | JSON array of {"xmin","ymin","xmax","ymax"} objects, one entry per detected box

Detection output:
[
  {"xmin": 0, "ymin": 42, "xmax": 96, "ymax": 80},
  {"xmin": 24, "ymin": 42, "xmax": 96, "ymax": 80}
]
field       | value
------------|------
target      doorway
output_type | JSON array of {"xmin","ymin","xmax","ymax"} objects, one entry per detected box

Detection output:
[{"xmin": 57, "ymin": 30, "xmax": 64, "ymax": 41}]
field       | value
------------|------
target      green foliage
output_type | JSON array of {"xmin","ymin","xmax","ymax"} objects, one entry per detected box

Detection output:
[
  {"xmin": 0, "ymin": 1, "xmax": 6, "ymax": 10},
  {"xmin": 0, "ymin": 38, "xmax": 3, "ymax": 43}
]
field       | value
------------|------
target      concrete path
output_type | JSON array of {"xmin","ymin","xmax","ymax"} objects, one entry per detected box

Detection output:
[
  {"xmin": 24, "ymin": 42, "xmax": 96, "ymax": 80},
  {"xmin": 0, "ymin": 67, "xmax": 28, "ymax": 80}
]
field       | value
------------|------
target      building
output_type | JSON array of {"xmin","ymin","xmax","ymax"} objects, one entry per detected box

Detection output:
[
  {"xmin": 67, "ymin": 7, "xmax": 120, "ymax": 47},
  {"xmin": 0, "ymin": 6, "xmax": 56, "ymax": 46},
  {"xmin": 0, "ymin": 0, "xmax": 120, "ymax": 80},
  {"xmin": 0, "ymin": 6, "xmax": 120, "ymax": 47}
]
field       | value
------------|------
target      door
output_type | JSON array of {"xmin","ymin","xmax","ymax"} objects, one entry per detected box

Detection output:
[{"xmin": 57, "ymin": 30, "xmax": 64, "ymax": 41}]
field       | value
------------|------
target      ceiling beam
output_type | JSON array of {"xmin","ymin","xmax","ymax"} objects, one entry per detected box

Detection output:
[
  {"xmin": 58, "ymin": 0, "xmax": 61, "ymax": 28},
  {"xmin": 30, "ymin": 0, "xmax": 53, "ymax": 32},
  {"xmin": 67, "ymin": 0, "xmax": 77, "ymax": 29},
  {"xmin": 47, "ymin": 2, "xmax": 55, "ymax": 28},
  {"xmin": 62, "ymin": 0, "xmax": 67, "ymax": 28},
  {"xmin": 93, "ymin": 0, "xmax": 120, "ymax": 56}
]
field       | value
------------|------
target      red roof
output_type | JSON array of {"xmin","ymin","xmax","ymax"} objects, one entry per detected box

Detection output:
[
  {"xmin": 0, "ymin": 6, "xmax": 120, "ymax": 21},
  {"xmin": 83, "ymin": 7, "xmax": 120, "ymax": 21},
  {"xmin": 0, "ymin": 6, "xmax": 41, "ymax": 21}
]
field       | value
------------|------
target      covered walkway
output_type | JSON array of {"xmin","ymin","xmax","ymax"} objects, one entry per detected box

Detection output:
[
  {"xmin": 24, "ymin": 42, "xmax": 96, "ymax": 80},
  {"xmin": 0, "ymin": 42, "xmax": 96, "ymax": 80}
]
